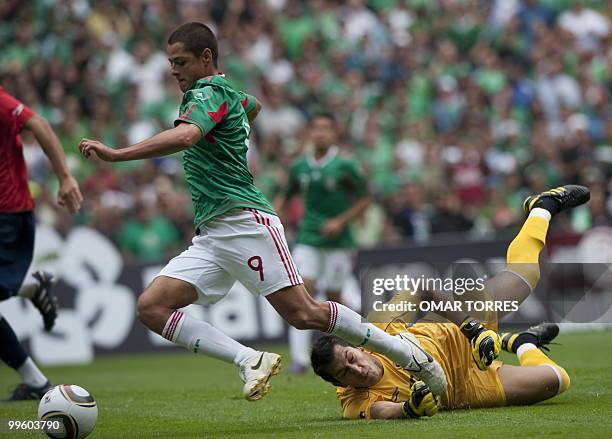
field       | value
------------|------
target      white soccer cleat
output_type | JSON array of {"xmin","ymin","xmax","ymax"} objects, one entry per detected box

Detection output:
[
  {"xmin": 239, "ymin": 352, "xmax": 282, "ymax": 401},
  {"xmin": 396, "ymin": 332, "xmax": 448, "ymax": 396}
]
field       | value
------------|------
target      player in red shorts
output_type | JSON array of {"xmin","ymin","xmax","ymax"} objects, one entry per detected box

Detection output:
[{"xmin": 0, "ymin": 87, "xmax": 83, "ymax": 401}]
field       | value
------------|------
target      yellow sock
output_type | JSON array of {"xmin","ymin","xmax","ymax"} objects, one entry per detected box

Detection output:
[
  {"xmin": 517, "ymin": 343, "xmax": 570, "ymax": 394},
  {"xmin": 505, "ymin": 216, "xmax": 549, "ymax": 290}
]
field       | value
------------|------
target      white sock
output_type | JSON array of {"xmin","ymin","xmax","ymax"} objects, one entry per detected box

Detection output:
[
  {"xmin": 17, "ymin": 279, "xmax": 38, "ymax": 299},
  {"xmin": 516, "ymin": 342, "xmax": 538, "ymax": 361},
  {"xmin": 326, "ymin": 302, "xmax": 418, "ymax": 367},
  {"xmin": 162, "ymin": 311, "xmax": 257, "ymax": 367},
  {"xmin": 529, "ymin": 208, "xmax": 551, "ymax": 222},
  {"xmin": 289, "ymin": 327, "xmax": 311, "ymax": 367},
  {"xmin": 17, "ymin": 357, "xmax": 48, "ymax": 388}
]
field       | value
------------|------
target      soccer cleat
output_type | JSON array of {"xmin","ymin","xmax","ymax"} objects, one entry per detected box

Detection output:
[
  {"xmin": 30, "ymin": 271, "xmax": 58, "ymax": 332},
  {"xmin": 396, "ymin": 332, "xmax": 447, "ymax": 396},
  {"xmin": 4, "ymin": 381, "xmax": 52, "ymax": 402},
  {"xmin": 523, "ymin": 185, "xmax": 590, "ymax": 215},
  {"xmin": 239, "ymin": 352, "xmax": 282, "ymax": 401},
  {"xmin": 501, "ymin": 323, "xmax": 559, "ymax": 353}
]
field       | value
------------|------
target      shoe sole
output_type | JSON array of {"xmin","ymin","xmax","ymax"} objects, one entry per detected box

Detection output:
[
  {"xmin": 529, "ymin": 323, "xmax": 559, "ymax": 345},
  {"xmin": 524, "ymin": 185, "xmax": 590, "ymax": 213},
  {"xmin": 32, "ymin": 271, "xmax": 59, "ymax": 332},
  {"xmin": 246, "ymin": 355, "xmax": 282, "ymax": 401}
]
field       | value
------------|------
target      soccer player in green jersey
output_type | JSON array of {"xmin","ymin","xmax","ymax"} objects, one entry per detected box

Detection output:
[
  {"xmin": 79, "ymin": 22, "xmax": 447, "ymax": 402},
  {"xmin": 275, "ymin": 113, "xmax": 371, "ymax": 373}
]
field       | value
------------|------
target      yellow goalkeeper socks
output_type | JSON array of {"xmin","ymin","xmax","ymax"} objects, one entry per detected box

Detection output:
[
  {"xmin": 517, "ymin": 343, "xmax": 570, "ymax": 394},
  {"xmin": 505, "ymin": 209, "xmax": 550, "ymax": 290}
]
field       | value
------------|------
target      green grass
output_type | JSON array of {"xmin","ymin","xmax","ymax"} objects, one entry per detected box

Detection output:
[{"xmin": 1, "ymin": 331, "xmax": 611, "ymax": 438}]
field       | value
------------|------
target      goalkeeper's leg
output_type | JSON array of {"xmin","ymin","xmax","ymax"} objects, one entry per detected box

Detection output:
[
  {"xmin": 497, "ymin": 329, "xmax": 570, "ymax": 405},
  {"xmin": 481, "ymin": 207, "xmax": 550, "ymax": 315},
  {"xmin": 483, "ymin": 185, "xmax": 590, "ymax": 317}
]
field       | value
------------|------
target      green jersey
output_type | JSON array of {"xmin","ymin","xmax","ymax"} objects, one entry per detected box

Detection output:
[
  {"xmin": 175, "ymin": 75, "xmax": 275, "ymax": 228},
  {"xmin": 287, "ymin": 147, "xmax": 367, "ymax": 248}
]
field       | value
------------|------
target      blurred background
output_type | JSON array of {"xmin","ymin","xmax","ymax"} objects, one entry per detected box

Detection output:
[
  {"xmin": 1, "ymin": 0, "xmax": 611, "ymax": 262},
  {"xmin": 1, "ymin": 0, "xmax": 612, "ymax": 363}
]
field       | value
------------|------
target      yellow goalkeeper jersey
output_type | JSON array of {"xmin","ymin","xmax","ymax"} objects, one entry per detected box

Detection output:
[{"xmin": 336, "ymin": 322, "xmax": 506, "ymax": 419}]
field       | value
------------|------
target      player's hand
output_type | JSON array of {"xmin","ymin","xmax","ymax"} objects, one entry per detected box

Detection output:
[
  {"xmin": 79, "ymin": 138, "xmax": 118, "ymax": 162},
  {"xmin": 402, "ymin": 381, "xmax": 439, "ymax": 418},
  {"xmin": 321, "ymin": 218, "xmax": 344, "ymax": 238},
  {"xmin": 57, "ymin": 175, "xmax": 83, "ymax": 214},
  {"xmin": 460, "ymin": 318, "xmax": 501, "ymax": 371}
]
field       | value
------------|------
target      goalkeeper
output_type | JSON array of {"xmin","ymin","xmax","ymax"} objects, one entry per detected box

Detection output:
[{"xmin": 311, "ymin": 185, "xmax": 588, "ymax": 419}]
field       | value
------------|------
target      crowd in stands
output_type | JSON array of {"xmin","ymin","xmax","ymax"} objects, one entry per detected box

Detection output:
[{"xmin": 1, "ymin": 0, "xmax": 611, "ymax": 263}]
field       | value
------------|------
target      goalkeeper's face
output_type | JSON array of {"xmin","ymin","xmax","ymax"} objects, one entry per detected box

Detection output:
[{"xmin": 328, "ymin": 345, "xmax": 383, "ymax": 388}]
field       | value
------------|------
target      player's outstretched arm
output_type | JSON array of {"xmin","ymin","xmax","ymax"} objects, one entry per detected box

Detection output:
[
  {"xmin": 370, "ymin": 381, "xmax": 439, "ymax": 420},
  {"xmin": 24, "ymin": 114, "xmax": 83, "ymax": 213},
  {"xmin": 79, "ymin": 123, "xmax": 201, "ymax": 162}
]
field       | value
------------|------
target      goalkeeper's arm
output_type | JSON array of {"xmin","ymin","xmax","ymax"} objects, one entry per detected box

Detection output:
[{"xmin": 370, "ymin": 382, "xmax": 439, "ymax": 420}]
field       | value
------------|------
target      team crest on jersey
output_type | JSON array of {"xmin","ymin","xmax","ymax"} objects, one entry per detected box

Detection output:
[
  {"xmin": 324, "ymin": 177, "xmax": 337, "ymax": 190},
  {"xmin": 193, "ymin": 87, "xmax": 213, "ymax": 102},
  {"xmin": 299, "ymin": 174, "xmax": 310, "ymax": 189}
]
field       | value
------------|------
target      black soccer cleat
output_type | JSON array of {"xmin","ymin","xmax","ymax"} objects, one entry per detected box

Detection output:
[
  {"xmin": 30, "ymin": 271, "xmax": 58, "ymax": 332},
  {"xmin": 501, "ymin": 323, "xmax": 560, "ymax": 353},
  {"xmin": 4, "ymin": 381, "xmax": 52, "ymax": 402},
  {"xmin": 523, "ymin": 185, "xmax": 590, "ymax": 215}
]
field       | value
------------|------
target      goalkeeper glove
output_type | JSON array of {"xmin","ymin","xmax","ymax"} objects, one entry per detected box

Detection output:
[
  {"xmin": 460, "ymin": 317, "xmax": 501, "ymax": 371},
  {"xmin": 402, "ymin": 381, "xmax": 439, "ymax": 418}
]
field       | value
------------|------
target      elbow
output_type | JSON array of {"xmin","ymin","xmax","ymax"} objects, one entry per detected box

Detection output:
[
  {"xmin": 176, "ymin": 125, "xmax": 201, "ymax": 149},
  {"xmin": 176, "ymin": 135, "xmax": 195, "ymax": 149}
]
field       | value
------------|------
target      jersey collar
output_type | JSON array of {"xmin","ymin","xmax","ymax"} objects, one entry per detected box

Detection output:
[
  {"xmin": 187, "ymin": 74, "xmax": 226, "ymax": 91},
  {"xmin": 308, "ymin": 145, "xmax": 338, "ymax": 168}
]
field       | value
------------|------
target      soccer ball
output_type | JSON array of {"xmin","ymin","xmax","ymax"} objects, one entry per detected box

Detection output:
[{"xmin": 37, "ymin": 385, "xmax": 98, "ymax": 439}]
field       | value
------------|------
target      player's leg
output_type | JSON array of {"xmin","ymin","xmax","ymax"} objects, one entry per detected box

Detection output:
[
  {"xmin": 218, "ymin": 208, "xmax": 447, "ymax": 395},
  {"xmin": 0, "ymin": 313, "xmax": 50, "ymax": 401},
  {"xmin": 288, "ymin": 244, "xmax": 320, "ymax": 373},
  {"xmin": 0, "ymin": 212, "xmax": 51, "ymax": 401},
  {"xmin": 497, "ymin": 323, "xmax": 569, "ymax": 405},
  {"xmin": 137, "ymin": 237, "xmax": 280, "ymax": 401},
  {"xmin": 322, "ymin": 248, "xmax": 352, "ymax": 305},
  {"xmin": 482, "ymin": 185, "xmax": 590, "ymax": 316},
  {"xmin": 290, "ymin": 247, "xmax": 352, "ymax": 372},
  {"xmin": 137, "ymin": 276, "xmax": 250, "ymax": 362}
]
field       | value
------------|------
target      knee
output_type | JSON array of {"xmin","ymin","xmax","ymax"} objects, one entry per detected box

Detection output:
[
  {"xmin": 555, "ymin": 366, "xmax": 571, "ymax": 394},
  {"xmin": 137, "ymin": 293, "xmax": 164, "ymax": 328},
  {"xmin": 541, "ymin": 364, "xmax": 570, "ymax": 396}
]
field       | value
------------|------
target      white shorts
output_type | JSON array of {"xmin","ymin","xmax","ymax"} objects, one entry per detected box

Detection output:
[
  {"xmin": 292, "ymin": 244, "xmax": 352, "ymax": 293},
  {"xmin": 157, "ymin": 208, "xmax": 302, "ymax": 305}
]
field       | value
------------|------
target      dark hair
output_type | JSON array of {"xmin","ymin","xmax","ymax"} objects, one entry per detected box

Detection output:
[
  {"xmin": 311, "ymin": 335, "xmax": 351, "ymax": 386},
  {"xmin": 310, "ymin": 111, "xmax": 336, "ymax": 126},
  {"xmin": 168, "ymin": 22, "xmax": 218, "ymax": 66}
]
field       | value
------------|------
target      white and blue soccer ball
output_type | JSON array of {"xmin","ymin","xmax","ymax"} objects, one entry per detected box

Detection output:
[{"xmin": 38, "ymin": 384, "xmax": 98, "ymax": 439}]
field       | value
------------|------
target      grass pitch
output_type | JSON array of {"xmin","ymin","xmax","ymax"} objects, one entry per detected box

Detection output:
[{"xmin": 1, "ymin": 331, "xmax": 611, "ymax": 438}]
